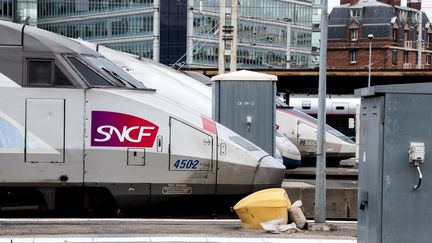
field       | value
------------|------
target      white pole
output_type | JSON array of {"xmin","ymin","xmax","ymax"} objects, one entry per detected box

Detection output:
[
  {"xmin": 368, "ymin": 40, "xmax": 372, "ymax": 87},
  {"xmin": 230, "ymin": 0, "xmax": 238, "ymax": 72},
  {"xmin": 286, "ymin": 20, "xmax": 292, "ymax": 69},
  {"xmin": 153, "ymin": 0, "xmax": 160, "ymax": 62},
  {"xmin": 186, "ymin": 0, "xmax": 194, "ymax": 66},
  {"xmin": 417, "ymin": 10, "xmax": 423, "ymax": 69},
  {"xmin": 218, "ymin": 0, "xmax": 226, "ymax": 74}
]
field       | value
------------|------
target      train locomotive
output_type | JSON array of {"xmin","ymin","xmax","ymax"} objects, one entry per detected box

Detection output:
[
  {"xmin": 0, "ymin": 21, "xmax": 285, "ymax": 215},
  {"xmin": 73, "ymin": 40, "xmax": 302, "ymax": 168},
  {"xmin": 76, "ymin": 41, "xmax": 355, "ymax": 163}
]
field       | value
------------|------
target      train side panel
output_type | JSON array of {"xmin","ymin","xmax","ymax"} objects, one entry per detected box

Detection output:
[{"xmin": 0, "ymin": 87, "xmax": 85, "ymax": 185}]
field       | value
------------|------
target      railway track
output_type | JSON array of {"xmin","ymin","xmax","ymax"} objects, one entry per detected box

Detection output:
[{"xmin": 285, "ymin": 167, "xmax": 358, "ymax": 180}]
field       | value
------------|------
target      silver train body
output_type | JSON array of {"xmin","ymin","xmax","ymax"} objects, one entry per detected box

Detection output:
[
  {"xmin": 73, "ymin": 41, "xmax": 301, "ymax": 168},
  {"xmin": 287, "ymin": 95, "xmax": 360, "ymax": 116},
  {"xmin": 0, "ymin": 21, "xmax": 285, "ymax": 213},
  {"xmin": 77, "ymin": 42, "xmax": 354, "ymax": 161},
  {"xmin": 287, "ymin": 95, "xmax": 360, "ymax": 142},
  {"xmin": 275, "ymin": 99, "xmax": 356, "ymax": 159}
]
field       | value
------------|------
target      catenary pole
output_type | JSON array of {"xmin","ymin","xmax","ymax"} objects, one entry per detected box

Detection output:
[
  {"xmin": 230, "ymin": 0, "xmax": 238, "ymax": 72},
  {"xmin": 218, "ymin": 0, "xmax": 226, "ymax": 74},
  {"xmin": 417, "ymin": 10, "xmax": 423, "ymax": 69},
  {"xmin": 315, "ymin": 0, "xmax": 328, "ymax": 223}
]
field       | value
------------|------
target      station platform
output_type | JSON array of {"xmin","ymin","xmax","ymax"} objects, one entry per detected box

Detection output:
[
  {"xmin": 0, "ymin": 218, "xmax": 357, "ymax": 243},
  {"xmin": 283, "ymin": 167, "xmax": 358, "ymax": 220}
]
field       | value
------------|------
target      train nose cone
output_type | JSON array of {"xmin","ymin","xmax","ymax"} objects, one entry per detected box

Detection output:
[
  {"xmin": 252, "ymin": 155, "xmax": 286, "ymax": 191},
  {"xmin": 339, "ymin": 142, "xmax": 356, "ymax": 158},
  {"xmin": 276, "ymin": 135, "xmax": 301, "ymax": 169}
]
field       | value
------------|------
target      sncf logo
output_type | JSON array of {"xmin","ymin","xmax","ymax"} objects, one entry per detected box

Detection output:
[{"xmin": 91, "ymin": 111, "xmax": 159, "ymax": 147}]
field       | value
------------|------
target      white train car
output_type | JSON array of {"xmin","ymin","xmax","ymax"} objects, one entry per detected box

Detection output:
[
  {"xmin": 288, "ymin": 95, "xmax": 360, "ymax": 141},
  {"xmin": 74, "ymin": 40, "xmax": 302, "ymax": 169},
  {"xmin": 0, "ymin": 21, "xmax": 285, "ymax": 215},
  {"xmin": 78, "ymin": 42, "xmax": 355, "ymax": 162}
]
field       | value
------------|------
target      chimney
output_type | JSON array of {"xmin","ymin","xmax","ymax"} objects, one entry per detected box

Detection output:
[
  {"xmin": 407, "ymin": 0, "xmax": 421, "ymax": 10},
  {"xmin": 388, "ymin": 0, "xmax": 401, "ymax": 6},
  {"xmin": 378, "ymin": 0, "xmax": 401, "ymax": 6},
  {"xmin": 340, "ymin": 0, "xmax": 359, "ymax": 5}
]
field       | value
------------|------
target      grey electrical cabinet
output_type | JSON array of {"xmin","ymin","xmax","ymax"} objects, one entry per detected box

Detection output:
[
  {"xmin": 355, "ymin": 83, "xmax": 432, "ymax": 243},
  {"xmin": 212, "ymin": 70, "xmax": 277, "ymax": 156}
]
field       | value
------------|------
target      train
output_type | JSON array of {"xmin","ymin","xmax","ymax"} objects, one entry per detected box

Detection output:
[
  {"xmin": 0, "ymin": 20, "xmax": 286, "ymax": 215},
  {"xmin": 287, "ymin": 95, "xmax": 360, "ymax": 141},
  {"xmin": 275, "ymin": 98, "xmax": 356, "ymax": 160},
  {"xmin": 73, "ymin": 39, "xmax": 302, "ymax": 169},
  {"xmin": 75, "ymin": 41, "xmax": 355, "ymax": 162}
]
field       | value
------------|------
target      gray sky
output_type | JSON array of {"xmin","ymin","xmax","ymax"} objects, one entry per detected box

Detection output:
[{"xmin": 328, "ymin": 0, "xmax": 432, "ymax": 19}]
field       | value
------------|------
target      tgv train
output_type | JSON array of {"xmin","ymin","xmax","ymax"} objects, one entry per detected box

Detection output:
[
  {"xmin": 275, "ymin": 99, "xmax": 356, "ymax": 160},
  {"xmin": 77, "ymin": 41, "xmax": 355, "ymax": 162},
  {"xmin": 288, "ymin": 95, "xmax": 360, "ymax": 141},
  {"xmin": 0, "ymin": 21, "xmax": 286, "ymax": 214},
  {"xmin": 74, "ymin": 40, "xmax": 302, "ymax": 168}
]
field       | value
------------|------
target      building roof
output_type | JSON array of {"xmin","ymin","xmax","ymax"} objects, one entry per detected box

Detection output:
[{"xmin": 328, "ymin": 0, "xmax": 431, "ymax": 40}]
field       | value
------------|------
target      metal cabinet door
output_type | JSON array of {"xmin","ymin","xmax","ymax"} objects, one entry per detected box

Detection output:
[
  {"xmin": 358, "ymin": 96, "xmax": 385, "ymax": 243},
  {"xmin": 381, "ymin": 94, "xmax": 432, "ymax": 243}
]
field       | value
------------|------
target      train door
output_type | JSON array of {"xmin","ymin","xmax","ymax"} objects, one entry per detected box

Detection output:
[
  {"xmin": 0, "ymin": 88, "xmax": 85, "ymax": 185},
  {"xmin": 169, "ymin": 117, "xmax": 216, "ymax": 194}
]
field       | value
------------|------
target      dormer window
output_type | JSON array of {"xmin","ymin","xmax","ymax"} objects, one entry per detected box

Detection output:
[
  {"xmin": 348, "ymin": 21, "xmax": 360, "ymax": 41},
  {"xmin": 399, "ymin": 11, "xmax": 407, "ymax": 22},
  {"xmin": 351, "ymin": 9, "xmax": 362, "ymax": 18}
]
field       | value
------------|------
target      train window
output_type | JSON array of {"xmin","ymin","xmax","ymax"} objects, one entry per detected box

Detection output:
[
  {"xmin": 28, "ymin": 60, "xmax": 73, "ymax": 87},
  {"xmin": 54, "ymin": 65, "xmax": 73, "ymax": 86},
  {"xmin": 302, "ymin": 100, "xmax": 311, "ymax": 110},
  {"xmin": 28, "ymin": 60, "xmax": 51, "ymax": 86},
  {"xmin": 67, "ymin": 57, "xmax": 114, "ymax": 87},
  {"xmin": 81, "ymin": 55, "xmax": 145, "ymax": 89},
  {"xmin": 335, "ymin": 106, "xmax": 345, "ymax": 110}
]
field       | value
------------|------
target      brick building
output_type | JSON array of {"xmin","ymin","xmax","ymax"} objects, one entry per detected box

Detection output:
[{"xmin": 327, "ymin": 0, "xmax": 432, "ymax": 70}]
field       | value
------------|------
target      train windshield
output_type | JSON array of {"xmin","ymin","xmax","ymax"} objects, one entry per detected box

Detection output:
[
  {"xmin": 283, "ymin": 108, "xmax": 355, "ymax": 144},
  {"xmin": 81, "ymin": 55, "xmax": 146, "ymax": 89},
  {"xmin": 275, "ymin": 98, "xmax": 289, "ymax": 108},
  {"xmin": 68, "ymin": 55, "xmax": 146, "ymax": 89}
]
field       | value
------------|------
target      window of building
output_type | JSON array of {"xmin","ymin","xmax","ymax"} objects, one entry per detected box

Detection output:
[
  {"xmin": 427, "ymin": 53, "xmax": 431, "ymax": 66},
  {"xmin": 349, "ymin": 50, "xmax": 357, "ymax": 64},
  {"xmin": 392, "ymin": 50, "xmax": 398, "ymax": 66},
  {"xmin": 350, "ymin": 29, "xmax": 358, "ymax": 41},
  {"xmin": 393, "ymin": 28, "xmax": 399, "ymax": 44},
  {"xmin": 403, "ymin": 51, "xmax": 409, "ymax": 63},
  {"xmin": 27, "ymin": 59, "xmax": 73, "ymax": 87},
  {"xmin": 404, "ymin": 29, "xmax": 409, "ymax": 43},
  {"xmin": 351, "ymin": 9, "xmax": 362, "ymax": 18},
  {"xmin": 428, "ymin": 33, "xmax": 432, "ymax": 48}
]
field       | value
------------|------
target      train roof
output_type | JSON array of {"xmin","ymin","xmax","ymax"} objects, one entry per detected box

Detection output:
[{"xmin": 0, "ymin": 20, "xmax": 99, "ymax": 55}]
